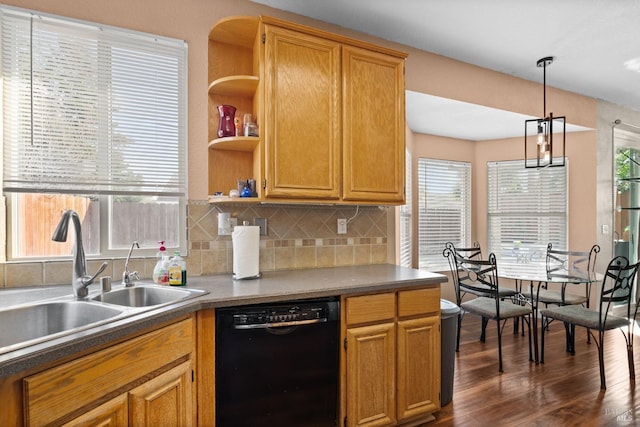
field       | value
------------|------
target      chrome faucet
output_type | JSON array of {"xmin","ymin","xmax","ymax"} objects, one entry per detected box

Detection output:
[
  {"xmin": 122, "ymin": 241, "xmax": 140, "ymax": 287},
  {"xmin": 52, "ymin": 209, "xmax": 108, "ymax": 298}
]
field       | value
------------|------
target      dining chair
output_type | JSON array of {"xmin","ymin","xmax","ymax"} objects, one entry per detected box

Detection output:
[
  {"xmin": 444, "ymin": 242, "xmax": 519, "ymax": 352},
  {"xmin": 540, "ymin": 255, "xmax": 639, "ymax": 389},
  {"xmin": 540, "ymin": 243, "xmax": 600, "ymax": 307},
  {"xmin": 450, "ymin": 251, "xmax": 532, "ymax": 372},
  {"xmin": 538, "ymin": 243, "xmax": 600, "ymax": 346}
]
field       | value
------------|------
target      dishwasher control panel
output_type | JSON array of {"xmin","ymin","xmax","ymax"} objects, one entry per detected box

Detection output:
[{"xmin": 226, "ymin": 299, "xmax": 339, "ymax": 329}]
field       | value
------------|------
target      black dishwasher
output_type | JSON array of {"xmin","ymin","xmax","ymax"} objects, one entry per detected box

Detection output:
[{"xmin": 215, "ymin": 297, "xmax": 340, "ymax": 427}]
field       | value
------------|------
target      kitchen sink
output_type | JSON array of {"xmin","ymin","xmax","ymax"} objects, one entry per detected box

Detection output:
[
  {"xmin": 0, "ymin": 300, "xmax": 124, "ymax": 353},
  {"xmin": 92, "ymin": 284, "xmax": 206, "ymax": 307},
  {"xmin": 0, "ymin": 284, "xmax": 207, "ymax": 356}
]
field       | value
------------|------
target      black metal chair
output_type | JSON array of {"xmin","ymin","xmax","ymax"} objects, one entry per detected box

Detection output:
[
  {"xmin": 537, "ymin": 243, "xmax": 600, "ymax": 348},
  {"xmin": 539, "ymin": 243, "xmax": 600, "ymax": 308},
  {"xmin": 540, "ymin": 255, "xmax": 639, "ymax": 389},
  {"xmin": 444, "ymin": 242, "xmax": 520, "ymax": 352},
  {"xmin": 448, "ymin": 251, "xmax": 532, "ymax": 372}
]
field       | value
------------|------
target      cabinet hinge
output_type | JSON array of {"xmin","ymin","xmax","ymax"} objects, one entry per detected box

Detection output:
[
  {"xmin": 262, "ymin": 178, "xmax": 267, "ymax": 189},
  {"xmin": 192, "ymin": 370, "xmax": 195, "ymax": 382},
  {"xmin": 262, "ymin": 33, "xmax": 266, "ymax": 44},
  {"xmin": 344, "ymin": 416, "xmax": 348, "ymax": 427},
  {"xmin": 343, "ymin": 337, "xmax": 348, "ymax": 350}
]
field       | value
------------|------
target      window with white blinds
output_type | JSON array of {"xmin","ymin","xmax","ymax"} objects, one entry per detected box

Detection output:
[
  {"xmin": 1, "ymin": 7, "xmax": 187, "ymax": 196},
  {"xmin": 398, "ymin": 150, "xmax": 412, "ymax": 267},
  {"xmin": 0, "ymin": 6, "xmax": 188, "ymax": 258},
  {"xmin": 418, "ymin": 158, "xmax": 471, "ymax": 271},
  {"xmin": 487, "ymin": 159, "xmax": 568, "ymax": 263}
]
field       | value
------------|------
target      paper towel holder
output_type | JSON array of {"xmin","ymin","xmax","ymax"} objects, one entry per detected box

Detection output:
[{"xmin": 233, "ymin": 272, "xmax": 262, "ymax": 280}]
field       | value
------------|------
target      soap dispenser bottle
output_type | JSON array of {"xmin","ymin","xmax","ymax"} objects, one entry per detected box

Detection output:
[
  {"xmin": 152, "ymin": 241, "xmax": 169, "ymax": 285},
  {"xmin": 168, "ymin": 251, "xmax": 187, "ymax": 286}
]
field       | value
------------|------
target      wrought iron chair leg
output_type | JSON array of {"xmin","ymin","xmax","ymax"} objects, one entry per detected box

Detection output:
[
  {"xmin": 497, "ymin": 320, "xmax": 503, "ymax": 373},
  {"xmin": 456, "ymin": 313, "xmax": 462, "ymax": 352},
  {"xmin": 527, "ymin": 315, "xmax": 533, "ymax": 362},
  {"xmin": 540, "ymin": 314, "xmax": 546, "ymax": 364},
  {"xmin": 480, "ymin": 317, "xmax": 488, "ymax": 342},
  {"xmin": 598, "ymin": 332, "xmax": 606, "ymax": 390},
  {"xmin": 628, "ymin": 344, "xmax": 635, "ymax": 381}
]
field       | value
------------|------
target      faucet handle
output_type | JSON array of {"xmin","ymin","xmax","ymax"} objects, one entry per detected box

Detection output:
[
  {"xmin": 82, "ymin": 261, "xmax": 108, "ymax": 286},
  {"xmin": 122, "ymin": 270, "xmax": 140, "ymax": 287}
]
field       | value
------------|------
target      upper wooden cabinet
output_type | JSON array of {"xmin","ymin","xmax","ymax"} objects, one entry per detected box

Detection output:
[
  {"xmin": 342, "ymin": 45, "xmax": 405, "ymax": 203},
  {"xmin": 263, "ymin": 24, "xmax": 341, "ymax": 200},
  {"xmin": 208, "ymin": 15, "xmax": 407, "ymax": 205}
]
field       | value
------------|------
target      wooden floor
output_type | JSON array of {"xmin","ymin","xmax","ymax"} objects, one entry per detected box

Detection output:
[{"xmin": 431, "ymin": 315, "xmax": 640, "ymax": 426}]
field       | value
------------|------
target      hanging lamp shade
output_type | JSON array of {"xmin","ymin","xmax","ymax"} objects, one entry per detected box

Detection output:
[{"xmin": 524, "ymin": 57, "xmax": 566, "ymax": 168}]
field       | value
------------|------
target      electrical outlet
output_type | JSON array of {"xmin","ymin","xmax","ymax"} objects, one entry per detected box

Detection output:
[
  {"xmin": 337, "ymin": 218, "xmax": 347, "ymax": 234},
  {"xmin": 254, "ymin": 217, "xmax": 267, "ymax": 236}
]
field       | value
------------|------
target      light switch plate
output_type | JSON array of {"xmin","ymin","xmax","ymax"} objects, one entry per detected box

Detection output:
[{"xmin": 254, "ymin": 217, "xmax": 267, "ymax": 235}]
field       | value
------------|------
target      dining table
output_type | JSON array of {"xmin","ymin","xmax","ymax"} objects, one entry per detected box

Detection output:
[{"xmin": 497, "ymin": 261, "xmax": 600, "ymax": 363}]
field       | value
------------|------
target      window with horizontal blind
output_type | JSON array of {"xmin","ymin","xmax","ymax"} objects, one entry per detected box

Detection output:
[
  {"xmin": 487, "ymin": 159, "xmax": 567, "ymax": 263},
  {"xmin": 418, "ymin": 158, "xmax": 471, "ymax": 271},
  {"xmin": 1, "ymin": 6, "xmax": 188, "ymax": 259},
  {"xmin": 398, "ymin": 150, "xmax": 412, "ymax": 267}
]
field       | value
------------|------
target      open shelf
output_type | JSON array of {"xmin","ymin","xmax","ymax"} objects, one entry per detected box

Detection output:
[
  {"xmin": 208, "ymin": 75, "xmax": 259, "ymax": 97},
  {"xmin": 209, "ymin": 16, "xmax": 259, "ymax": 47},
  {"xmin": 208, "ymin": 136, "xmax": 259, "ymax": 152},
  {"xmin": 208, "ymin": 195, "xmax": 263, "ymax": 204}
]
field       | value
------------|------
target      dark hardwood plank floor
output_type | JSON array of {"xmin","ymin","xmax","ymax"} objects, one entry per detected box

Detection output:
[{"xmin": 431, "ymin": 315, "xmax": 639, "ymax": 426}]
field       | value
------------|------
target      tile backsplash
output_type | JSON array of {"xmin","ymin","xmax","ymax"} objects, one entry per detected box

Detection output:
[
  {"xmin": 187, "ymin": 200, "xmax": 390, "ymax": 275},
  {"xmin": 1, "ymin": 200, "xmax": 391, "ymax": 288}
]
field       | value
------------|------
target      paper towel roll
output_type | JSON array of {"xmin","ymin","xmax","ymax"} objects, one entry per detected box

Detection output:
[{"xmin": 232, "ymin": 225, "xmax": 260, "ymax": 279}]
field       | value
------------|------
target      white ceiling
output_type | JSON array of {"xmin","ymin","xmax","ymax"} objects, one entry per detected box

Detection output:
[{"xmin": 251, "ymin": 0, "xmax": 640, "ymax": 140}]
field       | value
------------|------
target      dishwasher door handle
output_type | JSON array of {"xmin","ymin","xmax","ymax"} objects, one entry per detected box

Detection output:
[{"xmin": 233, "ymin": 317, "xmax": 328, "ymax": 329}]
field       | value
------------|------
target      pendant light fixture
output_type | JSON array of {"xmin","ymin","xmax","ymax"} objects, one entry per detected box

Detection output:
[{"xmin": 524, "ymin": 56, "xmax": 566, "ymax": 168}]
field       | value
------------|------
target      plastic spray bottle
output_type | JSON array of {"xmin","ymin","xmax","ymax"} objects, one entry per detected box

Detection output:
[{"xmin": 152, "ymin": 241, "xmax": 169, "ymax": 285}]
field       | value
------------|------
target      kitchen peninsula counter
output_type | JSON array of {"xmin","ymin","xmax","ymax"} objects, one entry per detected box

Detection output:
[{"xmin": 0, "ymin": 264, "xmax": 446, "ymax": 377}]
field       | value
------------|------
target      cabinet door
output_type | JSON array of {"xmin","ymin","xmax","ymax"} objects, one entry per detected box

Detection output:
[
  {"xmin": 397, "ymin": 316, "xmax": 440, "ymax": 421},
  {"xmin": 61, "ymin": 394, "xmax": 128, "ymax": 427},
  {"xmin": 345, "ymin": 323, "xmax": 396, "ymax": 427},
  {"xmin": 342, "ymin": 45, "xmax": 405, "ymax": 203},
  {"xmin": 263, "ymin": 25, "xmax": 341, "ymax": 199},
  {"xmin": 129, "ymin": 360, "xmax": 194, "ymax": 427}
]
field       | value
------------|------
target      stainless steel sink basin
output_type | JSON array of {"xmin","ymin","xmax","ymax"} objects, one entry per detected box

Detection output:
[
  {"xmin": 0, "ymin": 284, "xmax": 207, "ymax": 356},
  {"xmin": 92, "ymin": 285, "xmax": 205, "ymax": 307},
  {"xmin": 0, "ymin": 300, "xmax": 123, "ymax": 352}
]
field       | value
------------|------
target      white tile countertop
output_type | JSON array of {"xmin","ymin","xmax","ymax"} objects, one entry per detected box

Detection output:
[{"xmin": 0, "ymin": 264, "xmax": 446, "ymax": 377}]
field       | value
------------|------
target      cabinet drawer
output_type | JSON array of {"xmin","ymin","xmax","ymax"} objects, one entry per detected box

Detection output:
[
  {"xmin": 346, "ymin": 292, "xmax": 395, "ymax": 325},
  {"xmin": 24, "ymin": 317, "xmax": 194, "ymax": 426},
  {"xmin": 398, "ymin": 287, "xmax": 440, "ymax": 318}
]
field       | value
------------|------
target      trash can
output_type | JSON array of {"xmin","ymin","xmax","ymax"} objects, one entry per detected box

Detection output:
[{"xmin": 440, "ymin": 299, "xmax": 460, "ymax": 406}]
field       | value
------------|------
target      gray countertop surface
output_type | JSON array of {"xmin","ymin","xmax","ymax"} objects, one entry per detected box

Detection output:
[{"xmin": 0, "ymin": 264, "xmax": 446, "ymax": 377}]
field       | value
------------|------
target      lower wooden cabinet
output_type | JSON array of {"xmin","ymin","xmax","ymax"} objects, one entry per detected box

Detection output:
[
  {"xmin": 22, "ymin": 316, "xmax": 195, "ymax": 427},
  {"xmin": 61, "ymin": 394, "xmax": 128, "ymax": 427},
  {"xmin": 343, "ymin": 287, "xmax": 441, "ymax": 427},
  {"xmin": 129, "ymin": 360, "xmax": 194, "ymax": 426}
]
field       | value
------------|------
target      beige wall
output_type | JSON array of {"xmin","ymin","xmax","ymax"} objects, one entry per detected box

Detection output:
[{"xmin": 0, "ymin": 0, "xmax": 603, "ymax": 288}]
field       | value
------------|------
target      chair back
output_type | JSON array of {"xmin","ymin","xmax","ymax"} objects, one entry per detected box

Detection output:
[
  {"xmin": 546, "ymin": 243, "xmax": 600, "ymax": 278},
  {"xmin": 598, "ymin": 256, "xmax": 639, "ymax": 328},
  {"xmin": 454, "ymin": 252, "xmax": 500, "ymax": 299},
  {"xmin": 443, "ymin": 241, "xmax": 483, "ymax": 305},
  {"xmin": 445, "ymin": 241, "xmax": 482, "ymax": 261}
]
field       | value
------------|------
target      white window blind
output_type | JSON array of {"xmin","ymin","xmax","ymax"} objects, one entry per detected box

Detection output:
[
  {"xmin": 1, "ymin": 7, "xmax": 188, "ymax": 196},
  {"xmin": 399, "ymin": 150, "xmax": 412, "ymax": 267},
  {"xmin": 487, "ymin": 159, "xmax": 567, "ymax": 262},
  {"xmin": 418, "ymin": 158, "xmax": 471, "ymax": 271}
]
